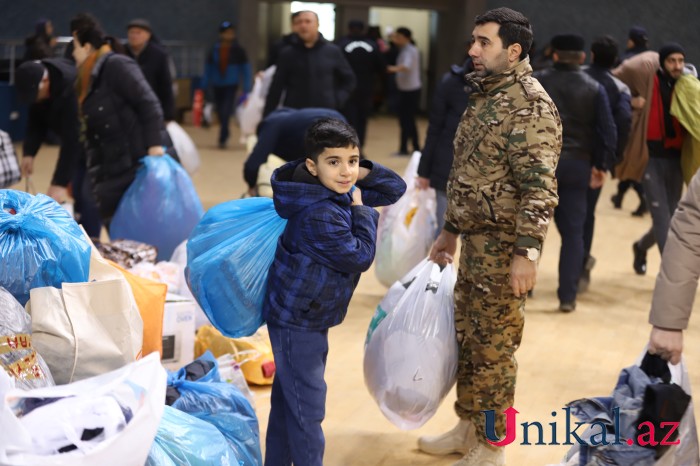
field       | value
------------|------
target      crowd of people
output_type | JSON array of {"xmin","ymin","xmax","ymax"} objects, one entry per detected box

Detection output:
[{"xmin": 6, "ymin": 6, "xmax": 700, "ymax": 466}]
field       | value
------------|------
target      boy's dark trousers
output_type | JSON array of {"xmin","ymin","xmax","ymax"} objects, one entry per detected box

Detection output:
[
  {"xmin": 265, "ymin": 324, "xmax": 329, "ymax": 466},
  {"xmin": 213, "ymin": 84, "xmax": 238, "ymax": 146}
]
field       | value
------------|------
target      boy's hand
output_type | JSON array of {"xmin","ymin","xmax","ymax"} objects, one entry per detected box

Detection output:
[
  {"xmin": 358, "ymin": 166, "xmax": 371, "ymax": 180},
  {"xmin": 351, "ymin": 186, "xmax": 363, "ymax": 206}
]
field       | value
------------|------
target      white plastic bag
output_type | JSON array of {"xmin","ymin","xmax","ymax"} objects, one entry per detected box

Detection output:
[
  {"xmin": 170, "ymin": 241, "xmax": 210, "ymax": 329},
  {"xmin": 236, "ymin": 66, "xmax": 276, "ymax": 141},
  {"xmin": 166, "ymin": 122, "xmax": 201, "ymax": 175},
  {"xmin": 364, "ymin": 259, "xmax": 458, "ymax": 430},
  {"xmin": 0, "ymin": 352, "xmax": 166, "ymax": 466},
  {"xmin": 375, "ymin": 151, "xmax": 437, "ymax": 287}
]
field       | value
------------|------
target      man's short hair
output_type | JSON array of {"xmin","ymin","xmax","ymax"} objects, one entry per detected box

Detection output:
[
  {"xmin": 396, "ymin": 27, "xmax": 412, "ymax": 40},
  {"xmin": 591, "ymin": 36, "xmax": 619, "ymax": 68},
  {"xmin": 474, "ymin": 7, "xmax": 533, "ymax": 60},
  {"xmin": 293, "ymin": 10, "xmax": 319, "ymax": 22},
  {"xmin": 70, "ymin": 13, "xmax": 98, "ymax": 34},
  {"xmin": 305, "ymin": 118, "xmax": 359, "ymax": 163}
]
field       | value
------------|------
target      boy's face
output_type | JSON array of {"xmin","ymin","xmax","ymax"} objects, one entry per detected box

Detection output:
[{"xmin": 305, "ymin": 145, "xmax": 360, "ymax": 194}]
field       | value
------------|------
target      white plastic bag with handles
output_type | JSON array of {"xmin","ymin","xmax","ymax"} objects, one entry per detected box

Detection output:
[
  {"xmin": 364, "ymin": 259, "xmax": 458, "ymax": 430},
  {"xmin": 375, "ymin": 151, "xmax": 437, "ymax": 287}
]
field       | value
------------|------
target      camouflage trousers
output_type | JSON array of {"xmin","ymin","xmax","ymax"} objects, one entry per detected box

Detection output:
[{"xmin": 453, "ymin": 229, "xmax": 525, "ymax": 443}]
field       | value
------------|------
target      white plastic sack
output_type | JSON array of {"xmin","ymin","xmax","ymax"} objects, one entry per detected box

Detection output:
[
  {"xmin": 375, "ymin": 151, "xmax": 437, "ymax": 287},
  {"xmin": 171, "ymin": 241, "xmax": 210, "ymax": 329},
  {"xmin": 166, "ymin": 122, "xmax": 201, "ymax": 175},
  {"xmin": 236, "ymin": 66, "xmax": 276, "ymax": 140},
  {"xmin": 364, "ymin": 259, "xmax": 458, "ymax": 430},
  {"xmin": 0, "ymin": 352, "xmax": 166, "ymax": 466}
]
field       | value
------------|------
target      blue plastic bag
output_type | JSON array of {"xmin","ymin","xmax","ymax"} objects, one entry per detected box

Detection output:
[
  {"xmin": 169, "ymin": 352, "xmax": 263, "ymax": 466},
  {"xmin": 146, "ymin": 406, "xmax": 236, "ymax": 466},
  {"xmin": 0, "ymin": 190, "xmax": 90, "ymax": 305},
  {"xmin": 186, "ymin": 197, "xmax": 286, "ymax": 338},
  {"xmin": 110, "ymin": 155, "xmax": 204, "ymax": 261}
]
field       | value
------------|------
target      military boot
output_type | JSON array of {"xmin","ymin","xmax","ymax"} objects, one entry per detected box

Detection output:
[{"xmin": 418, "ymin": 419, "xmax": 477, "ymax": 456}]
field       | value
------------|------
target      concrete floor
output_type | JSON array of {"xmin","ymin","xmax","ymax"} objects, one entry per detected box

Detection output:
[{"xmin": 13, "ymin": 115, "xmax": 700, "ymax": 465}]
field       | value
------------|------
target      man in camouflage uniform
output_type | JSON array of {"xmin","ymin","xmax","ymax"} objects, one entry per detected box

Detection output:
[{"xmin": 418, "ymin": 8, "xmax": 561, "ymax": 466}]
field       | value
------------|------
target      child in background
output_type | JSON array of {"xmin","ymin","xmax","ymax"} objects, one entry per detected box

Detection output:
[{"xmin": 263, "ymin": 118, "xmax": 406, "ymax": 465}]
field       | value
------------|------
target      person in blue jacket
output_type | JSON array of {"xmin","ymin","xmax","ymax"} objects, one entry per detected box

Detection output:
[
  {"xmin": 262, "ymin": 118, "xmax": 406, "ymax": 466},
  {"xmin": 201, "ymin": 21, "xmax": 252, "ymax": 148}
]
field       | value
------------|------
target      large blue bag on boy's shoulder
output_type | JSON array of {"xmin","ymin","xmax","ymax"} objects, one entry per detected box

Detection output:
[
  {"xmin": 186, "ymin": 197, "xmax": 286, "ymax": 338},
  {"xmin": 0, "ymin": 190, "xmax": 90, "ymax": 305},
  {"xmin": 110, "ymin": 155, "xmax": 204, "ymax": 261}
]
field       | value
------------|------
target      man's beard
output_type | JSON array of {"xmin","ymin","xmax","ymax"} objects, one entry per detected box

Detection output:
[{"xmin": 474, "ymin": 51, "xmax": 509, "ymax": 78}]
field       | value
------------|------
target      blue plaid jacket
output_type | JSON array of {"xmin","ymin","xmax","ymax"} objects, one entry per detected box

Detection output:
[{"xmin": 263, "ymin": 159, "xmax": 406, "ymax": 331}]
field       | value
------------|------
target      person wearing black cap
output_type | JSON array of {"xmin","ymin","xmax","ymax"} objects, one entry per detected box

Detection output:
[
  {"xmin": 623, "ymin": 26, "xmax": 650, "ymax": 61},
  {"xmin": 534, "ymin": 34, "xmax": 617, "ymax": 312},
  {"xmin": 201, "ymin": 21, "xmax": 252, "ymax": 148},
  {"xmin": 125, "ymin": 18, "xmax": 176, "ymax": 122},
  {"xmin": 335, "ymin": 19, "xmax": 385, "ymax": 151},
  {"xmin": 629, "ymin": 43, "xmax": 687, "ymax": 275},
  {"xmin": 16, "ymin": 58, "xmax": 80, "ymax": 204}
]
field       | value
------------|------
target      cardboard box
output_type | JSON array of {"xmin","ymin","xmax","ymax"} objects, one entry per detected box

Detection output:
[{"xmin": 161, "ymin": 294, "xmax": 196, "ymax": 371}]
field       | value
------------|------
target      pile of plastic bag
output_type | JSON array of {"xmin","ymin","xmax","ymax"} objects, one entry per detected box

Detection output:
[
  {"xmin": 375, "ymin": 152, "xmax": 437, "ymax": 287},
  {"xmin": 364, "ymin": 259, "xmax": 458, "ymax": 430},
  {"xmin": 187, "ymin": 197, "xmax": 286, "ymax": 338}
]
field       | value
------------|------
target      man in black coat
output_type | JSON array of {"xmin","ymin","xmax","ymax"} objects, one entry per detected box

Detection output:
[
  {"xmin": 534, "ymin": 34, "xmax": 617, "ymax": 312},
  {"xmin": 263, "ymin": 11, "xmax": 356, "ymax": 117},
  {"xmin": 336, "ymin": 20, "xmax": 385, "ymax": 150},
  {"xmin": 125, "ymin": 18, "xmax": 176, "ymax": 122},
  {"xmin": 15, "ymin": 58, "xmax": 80, "ymax": 203}
]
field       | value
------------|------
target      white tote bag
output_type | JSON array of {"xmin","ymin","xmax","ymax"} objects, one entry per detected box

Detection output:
[
  {"xmin": 26, "ymin": 243, "xmax": 143, "ymax": 385},
  {"xmin": 0, "ymin": 353, "xmax": 166, "ymax": 466}
]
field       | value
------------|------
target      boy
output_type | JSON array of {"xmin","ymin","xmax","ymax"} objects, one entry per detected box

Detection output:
[{"xmin": 263, "ymin": 118, "xmax": 406, "ymax": 465}]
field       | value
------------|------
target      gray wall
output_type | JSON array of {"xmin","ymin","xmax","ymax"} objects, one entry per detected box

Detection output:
[
  {"xmin": 0, "ymin": 0, "xmax": 239, "ymax": 44},
  {"xmin": 484, "ymin": 0, "xmax": 700, "ymax": 65}
]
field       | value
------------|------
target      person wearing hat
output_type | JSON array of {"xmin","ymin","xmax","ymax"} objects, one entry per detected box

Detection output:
[
  {"xmin": 336, "ymin": 19, "xmax": 385, "ymax": 151},
  {"xmin": 125, "ymin": 18, "xmax": 176, "ymax": 122},
  {"xmin": 534, "ymin": 34, "xmax": 617, "ymax": 312},
  {"xmin": 627, "ymin": 43, "xmax": 688, "ymax": 276},
  {"xmin": 16, "ymin": 58, "xmax": 80, "ymax": 204},
  {"xmin": 623, "ymin": 26, "xmax": 650, "ymax": 61},
  {"xmin": 387, "ymin": 26, "xmax": 422, "ymax": 155},
  {"xmin": 201, "ymin": 21, "xmax": 252, "ymax": 149}
]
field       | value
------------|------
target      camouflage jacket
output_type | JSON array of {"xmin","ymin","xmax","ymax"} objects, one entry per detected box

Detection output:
[{"xmin": 445, "ymin": 58, "xmax": 562, "ymax": 249}]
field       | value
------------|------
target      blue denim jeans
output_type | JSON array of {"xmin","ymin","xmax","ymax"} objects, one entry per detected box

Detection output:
[{"xmin": 264, "ymin": 325, "xmax": 329, "ymax": 466}]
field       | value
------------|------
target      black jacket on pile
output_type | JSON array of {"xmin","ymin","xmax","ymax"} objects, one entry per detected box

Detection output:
[
  {"xmin": 81, "ymin": 52, "xmax": 166, "ymax": 221},
  {"xmin": 335, "ymin": 34, "xmax": 385, "ymax": 98},
  {"xmin": 585, "ymin": 63, "xmax": 632, "ymax": 164},
  {"xmin": 23, "ymin": 58, "xmax": 80, "ymax": 187},
  {"xmin": 535, "ymin": 63, "xmax": 617, "ymax": 170},
  {"xmin": 418, "ymin": 60, "xmax": 472, "ymax": 192},
  {"xmin": 263, "ymin": 36, "xmax": 356, "ymax": 117},
  {"xmin": 126, "ymin": 41, "xmax": 176, "ymax": 121}
]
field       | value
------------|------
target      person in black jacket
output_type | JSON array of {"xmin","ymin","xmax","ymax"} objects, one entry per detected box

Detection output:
[
  {"xmin": 579, "ymin": 36, "xmax": 632, "ymax": 292},
  {"xmin": 125, "ymin": 18, "xmax": 176, "ymax": 122},
  {"xmin": 15, "ymin": 58, "xmax": 80, "ymax": 203},
  {"xmin": 336, "ymin": 20, "xmax": 385, "ymax": 150},
  {"xmin": 534, "ymin": 34, "xmax": 617, "ymax": 312},
  {"xmin": 73, "ymin": 25, "xmax": 167, "ymax": 223},
  {"xmin": 416, "ymin": 58, "xmax": 473, "ymax": 236},
  {"xmin": 263, "ymin": 11, "xmax": 356, "ymax": 117},
  {"xmin": 24, "ymin": 19, "xmax": 56, "ymax": 60},
  {"xmin": 267, "ymin": 11, "xmax": 301, "ymax": 67}
]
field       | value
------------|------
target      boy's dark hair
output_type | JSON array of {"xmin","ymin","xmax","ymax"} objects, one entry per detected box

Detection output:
[
  {"xmin": 591, "ymin": 36, "xmax": 619, "ymax": 68},
  {"xmin": 305, "ymin": 118, "xmax": 359, "ymax": 163},
  {"xmin": 70, "ymin": 13, "xmax": 98, "ymax": 34},
  {"xmin": 475, "ymin": 7, "xmax": 533, "ymax": 60}
]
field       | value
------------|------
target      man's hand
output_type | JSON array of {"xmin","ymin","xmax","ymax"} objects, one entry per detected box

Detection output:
[
  {"xmin": 429, "ymin": 230, "xmax": 458, "ymax": 266},
  {"xmin": 631, "ymin": 96, "xmax": 646, "ymax": 110},
  {"xmin": 351, "ymin": 186, "xmax": 363, "ymax": 206},
  {"xmin": 416, "ymin": 176, "xmax": 430, "ymax": 190},
  {"xmin": 148, "ymin": 145, "xmax": 165, "ymax": 156},
  {"xmin": 46, "ymin": 185, "xmax": 68, "ymax": 203},
  {"xmin": 649, "ymin": 326, "xmax": 683, "ymax": 365},
  {"xmin": 510, "ymin": 255, "xmax": 537, "ymax": 298},
  {"xmin": 21, "ymin": 156, "xmax": 35, "ymax": 177},
  {"xmin": 590, "ymin": 167, "xmax": 606, "ymax": 189}
]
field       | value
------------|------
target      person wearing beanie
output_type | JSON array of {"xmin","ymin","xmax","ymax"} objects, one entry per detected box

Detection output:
[
  {"xmin": 15, "ymin": 58, "xmax": 80, "ymax": 205},
  {"xmin": 534, "ymin": 33, "xmax": 617, "ymax": 312},
  {"xmin": 623, "ymin": 26, "xmax": 650, "ymax": 61},
  {"xmin": 629, "ymin": 42, "xmax": 687, "ymax": 275},
  {"xmin": 125, "ymin": 18, "xmax": 176, "ymax": 122}
]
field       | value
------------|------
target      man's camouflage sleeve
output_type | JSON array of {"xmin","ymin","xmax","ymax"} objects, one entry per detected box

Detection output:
[{"xmin": 507, "ymin": 100, "xmax": 562, "ymax": 249}]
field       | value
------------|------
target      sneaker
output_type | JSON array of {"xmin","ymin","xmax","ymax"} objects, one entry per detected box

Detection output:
[
  {"xmin": 632, "ymin": 241, "xmax": 647, "ymax": 275},
  {"xmin": 577, "ymin": 255, "xmax": 596, "ymax": 293},
  {"xmin": 631, "ymin": 199, "xmax": 648, "ymax": 217},
  {"xmin": 453, "ymin": 443, "xmax": 505, "ymax": 466},
  {"xmin": 611, "ymin": 193, "xmax": 623, "ymax": 209},
  {"xmin": 418, "ymin": 419, "xmax": 477, "ymax": 456},
  {"xmin": 560, "ymin": 301, "xmax": 576, "ymax": 312}
]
